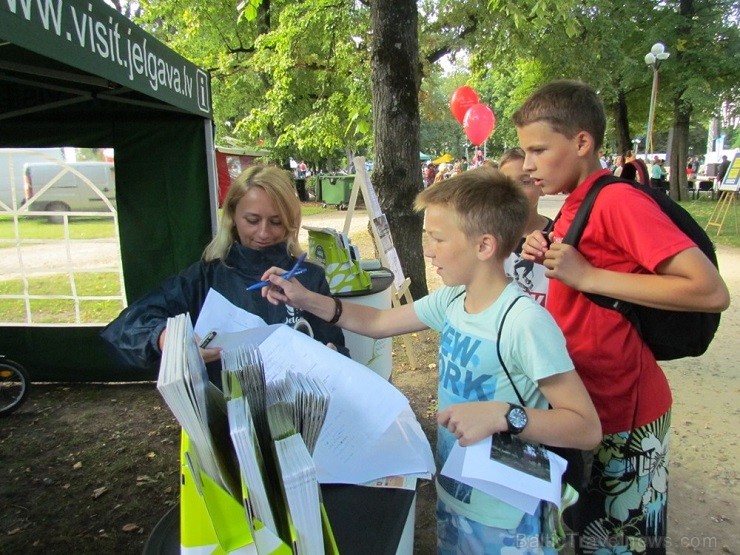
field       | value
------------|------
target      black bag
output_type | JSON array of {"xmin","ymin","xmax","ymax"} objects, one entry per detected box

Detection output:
[
  {"xmin": 561, "ymin": 174, "xmax": 721, "ymax": 360},
  {"xmin": 496, "ymin": 296, "xmax": 593, "ymax": 495}
]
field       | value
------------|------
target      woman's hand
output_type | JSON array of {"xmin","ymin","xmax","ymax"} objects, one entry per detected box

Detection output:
[{"xmin": 193, "ymin": 333, "xmax": 223, "ymax": 363}]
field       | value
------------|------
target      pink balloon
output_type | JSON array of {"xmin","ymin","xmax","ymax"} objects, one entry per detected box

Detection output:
[
  {"xmin": 463, "ymin": 104, "xmax": 496, "ymax": 145},
  {"xmin": 450, "ymin": 86, "xmax": 480, "ymax": 124}
]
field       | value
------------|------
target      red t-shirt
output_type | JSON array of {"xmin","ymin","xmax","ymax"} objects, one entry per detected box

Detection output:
[{"xmin": 548, "ymin": 170, "xmax": 695, "ymax": 433}]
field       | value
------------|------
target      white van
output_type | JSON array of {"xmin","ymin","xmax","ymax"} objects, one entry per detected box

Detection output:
[
  {"xmin": 23, "ymin": 161, "xmax": 116, "ymax": 223},
  {"xmin": 0, "ymin": 148, "xmax": 65, "ymax": 209}
]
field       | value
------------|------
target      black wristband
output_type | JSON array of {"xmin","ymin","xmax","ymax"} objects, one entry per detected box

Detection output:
[{"xmin": 328, "ymin": 297, "xmax": 343, "ymax": 325}]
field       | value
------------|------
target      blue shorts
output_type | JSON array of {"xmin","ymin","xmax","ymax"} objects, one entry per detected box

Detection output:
[{"xmin": 437, "ymin": 499, "xmax": 558, "ymax": 555}]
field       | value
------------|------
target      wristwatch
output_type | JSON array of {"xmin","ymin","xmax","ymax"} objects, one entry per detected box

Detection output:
[{"xmin": 505, "ymin": 403, "xmax": 528, "ymax": 435}]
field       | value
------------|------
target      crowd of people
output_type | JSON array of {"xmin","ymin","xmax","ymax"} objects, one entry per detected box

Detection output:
[{"xmin": 102, "ymin": 80, "xmax": 730, "ymax": 555}]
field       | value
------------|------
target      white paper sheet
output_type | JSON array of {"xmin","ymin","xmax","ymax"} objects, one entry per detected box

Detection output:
[
  {"xmin": 441, "ymin": 436, "xmax": 568, "ymax": 514},
  {"xmin": 194, "ymin": 288, "xmax": 267, "ymax": 339},
  {"xmin": 441, "ymin": 441, "xmax": 541, "ymax": 514},
  {"xmin": 238, "ymin": 324, "xmax": 434, "ymax": 484}
]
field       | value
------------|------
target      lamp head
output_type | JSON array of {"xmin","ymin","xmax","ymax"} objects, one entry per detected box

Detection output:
[
  {"xmin": 651, "ymin": 42, "xmax": 666, "ymax": 56},
  {"xmin": 645, "ymin": 53, "xmax": 656, "ymax": 66}
]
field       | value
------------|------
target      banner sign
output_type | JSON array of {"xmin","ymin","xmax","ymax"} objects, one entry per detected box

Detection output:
[
  {"xmin": 718, "ymin": 153, "xmax": 740, "ymax": 193},
  {"xmin": 0, "ymin": 0, "xmax": 212, "ymax": 118}
]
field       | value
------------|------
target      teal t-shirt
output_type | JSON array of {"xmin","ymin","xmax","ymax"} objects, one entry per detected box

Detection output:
[{"xmin": 413, "ymin": 281, "xmax": 574, "ymax": 529}]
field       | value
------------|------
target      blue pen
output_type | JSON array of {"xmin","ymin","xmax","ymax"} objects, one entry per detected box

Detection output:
[{"xmin": 247, "ymin": 252, "xmax": 307, "ymax": 291}]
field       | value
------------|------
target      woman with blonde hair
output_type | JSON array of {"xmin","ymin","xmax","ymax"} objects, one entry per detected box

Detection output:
[{"xmin": 102, "ymin": 165, "xmax": 347, "ymax": 384}]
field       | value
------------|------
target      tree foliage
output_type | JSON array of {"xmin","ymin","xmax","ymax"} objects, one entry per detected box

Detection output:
[{"xmin": 129, "ymin": 0, "xmax": 740, "ymax": 288}]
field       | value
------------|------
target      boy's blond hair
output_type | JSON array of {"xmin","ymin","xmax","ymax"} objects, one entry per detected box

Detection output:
[
  {"xmin": 203, "ymin": 165, "xmax": 302, "ymax": 262},
  {"xmin": 414, "ymin": 165, "xmax": 528, "ymax": 259},
  {"xmin": 512, "ymin": 80, "xmax": 606, "ymax": 151}
]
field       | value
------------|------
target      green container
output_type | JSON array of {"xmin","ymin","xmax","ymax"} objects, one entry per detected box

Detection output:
[
  {"xmin": 305, "ymin": 227, "xmax": 371, "ymax": 294},
  {"xmin": 318, "ymin": 174, "xmax": 355, "ymax": 208}
]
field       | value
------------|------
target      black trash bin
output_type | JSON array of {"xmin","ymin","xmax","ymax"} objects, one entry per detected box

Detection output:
[{"xmin": 295, "ymin": 178, "xmax": 308, "ymax": 201}]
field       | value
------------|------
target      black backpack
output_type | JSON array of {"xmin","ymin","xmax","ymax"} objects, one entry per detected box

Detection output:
[{"xmin": 560, "ymin": 174, "xmax": 721, "ymax": 360}]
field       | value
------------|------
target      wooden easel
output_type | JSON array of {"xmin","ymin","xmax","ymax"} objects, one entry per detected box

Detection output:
[
  {"xmin": 706, "ymin": 153, "xmax": 740, "ymax": 236},
  {"xmin": 705, "ymin": 190, "xmax": 738, "ymax": 236},
  {"xmin": 342, "ymin": 156, "xmax": 418, "ymax": 368}
]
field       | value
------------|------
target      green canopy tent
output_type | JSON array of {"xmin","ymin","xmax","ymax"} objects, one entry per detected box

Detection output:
[{"xmin": 0, "ymin": 0, "xmax": 217, "ymax": 381}]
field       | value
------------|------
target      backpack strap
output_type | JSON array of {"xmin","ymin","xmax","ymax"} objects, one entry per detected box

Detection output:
[
  {"xmin": 561, "ymin": 174, "xmax": 642, "ymax": 320},
  {"xmin": 495, "ymin": 295, "xmax": 527, "ymax": 407},
  {"xmin": 562, "ymin": 174, "xmax": 629, "ymax": 247}
]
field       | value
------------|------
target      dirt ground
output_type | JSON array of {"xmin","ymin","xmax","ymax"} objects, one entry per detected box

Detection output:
[{"xmin": 1, "ymin": 210, "xmax": 738, "ymax": 554}]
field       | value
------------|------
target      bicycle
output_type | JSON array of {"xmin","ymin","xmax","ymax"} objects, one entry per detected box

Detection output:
[{"xmin": 0, "ymin": 355, "xmax": 30, "ymax": 416}]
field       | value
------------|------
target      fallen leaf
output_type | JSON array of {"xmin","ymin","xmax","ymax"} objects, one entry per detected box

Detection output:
[
  {"xmin": 72, "ymin": 461, "xmax": 82, "ymax": 470},
  {"xmin": 7, "ymin": 528, "xmax": 22, "ymax": 536},
  {"xmin": 92, "ymin": 486, "xmax": 108, "ymax": 499},
  {"xmin": 122, "ymin": 523, "xmax": 141, "ymax": 533},
  {"xmin": 146, "ymin": 451, "xmax": 156, "ymax": 459}
]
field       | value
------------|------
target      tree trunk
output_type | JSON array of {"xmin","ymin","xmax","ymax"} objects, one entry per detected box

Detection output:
[
  {"xmin": 611, "ymin": 89, "xmax": 631, "ymax": 155},
  {"xmin": 669, "ymin": 102, "xmax": 692, "ymax": 201},
  {"xmin": 370, "ymin": 0, "xmax": 427, "ymax": 298}
]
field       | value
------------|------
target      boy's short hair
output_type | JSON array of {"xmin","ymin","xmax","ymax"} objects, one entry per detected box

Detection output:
[
  {"xmin": 512, "ymin": 80, "xmax": 606, "ymax": 150},
  {"xmin": 498, "ymin": 147, "xmax": 525, "ymax": 168},
  {"xmin": 414, "ymin": 165, "xmax": 528, "ymax": 259}
]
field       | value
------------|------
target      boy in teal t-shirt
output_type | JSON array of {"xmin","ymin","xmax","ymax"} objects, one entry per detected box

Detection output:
[{"xmin": 259, "ymin": 166, "xmax": 601, "ymax": 553}]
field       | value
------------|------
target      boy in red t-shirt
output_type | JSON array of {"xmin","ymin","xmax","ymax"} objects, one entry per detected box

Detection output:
[{"xmin": 516, "ymin": 80, "xmax": 729, "ymax": 555}]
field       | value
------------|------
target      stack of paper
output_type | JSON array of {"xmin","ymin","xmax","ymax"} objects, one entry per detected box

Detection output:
[
  {"xmin": 226, "ymin": 393, "xmax": 277, "ymax": 533},
  {"xmin": 266, "ymin": 371, "xmax": 330, "ymax": 456},
  {"xmin": 273, "ymin": 433, "xmax": 324, "ymax": 555},
  {"xmin": 291, "ymin": 372, "xmax": 330, "ymax": 456},
  {"xmin": 157, "ymin": 313, "xmax": 239, "ymax": 497},
  {"xmin": 222, "ymin": 344, "xmax": 269, "ymax": 450}
]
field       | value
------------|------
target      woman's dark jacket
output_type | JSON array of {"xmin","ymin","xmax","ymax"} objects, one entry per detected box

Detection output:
[{"xmin": 100, "ymin": 243, "xmax": 347, "ymax": 377}]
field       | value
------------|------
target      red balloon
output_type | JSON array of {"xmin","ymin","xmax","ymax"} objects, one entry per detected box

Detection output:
[
  {"xmin": 463, "ymin": 104, "xmax": 496, "ymax": 145},
  {"xmin": 450, "ymin": 86, "xmax": 480, "ymax": 124}
]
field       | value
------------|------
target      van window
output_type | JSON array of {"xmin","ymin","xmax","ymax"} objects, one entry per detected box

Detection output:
[
  {"xmin": 1, "ymin": 150, "xmax": 126, "ymax": 326},
  {"xmin": 23, "ymin": 161, "xmax": 116, "ymax": 222}
]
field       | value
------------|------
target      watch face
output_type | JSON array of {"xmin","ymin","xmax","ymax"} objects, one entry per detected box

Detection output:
[{"xmin": 508, "ymin": 407, "xmax": 528, "ymax": 430}]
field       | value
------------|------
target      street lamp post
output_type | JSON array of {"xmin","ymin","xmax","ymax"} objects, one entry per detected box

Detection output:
[
  {"xmin": 632, "ymin": 138, "xmax": 641, "ymax": 158},
  {"xmin": 644, "ymin": 42, "xmax": 670, "ymax": 156}
]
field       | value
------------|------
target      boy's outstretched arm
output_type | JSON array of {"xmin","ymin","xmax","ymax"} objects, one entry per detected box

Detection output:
[
  {"xmin": 437, "ymin": 370, "xmax": 601, "ymax": 450},
  {"xmin": 544, "ymin": 244, "xmax": 729, "ymax": 312},
  {"xmin": 259, "ymin": 267, "xmax": 427, "ymax": 338}
]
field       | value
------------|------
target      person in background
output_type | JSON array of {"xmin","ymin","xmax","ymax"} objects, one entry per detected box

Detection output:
[
  {"xmin": 650, "ymin": 156, "xmax": 667, "ymax": 190},
  {"xmin": 716, "ymin": 155, "xmax": 730, "ymax": 185},
  {"xmin": 101, "ymin": 165, "xmax": 347, "ymax": 385},
  {"xmin": 517, "ymin": 79, "xmax": 729, "ymax": 555},
  {"xmin": 612, "ymin": 154, "xmax": 625, "ymax": 176},
  {"xmin": 690, "ymin": 155, "xmax": 700, "ymax": 175},
  {"xmin": 470, "ymin": 148, "xmax": 485, "ymax": 167},
  {"xmin": 434, "ymin": 163, "xmax": 448, "ymax": 183},
  {"xmin": 499, "ymin": 147, "xmax": 553, "ymax": 307},
  {"xmin": 424, "ymin": 161, "xmax": 437, "ymax": 187}
]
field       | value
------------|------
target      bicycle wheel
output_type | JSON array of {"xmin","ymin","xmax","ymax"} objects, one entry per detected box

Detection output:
[{"xmin": 0, "ymin": 358, "xmax": 30, "ymax": 416}]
